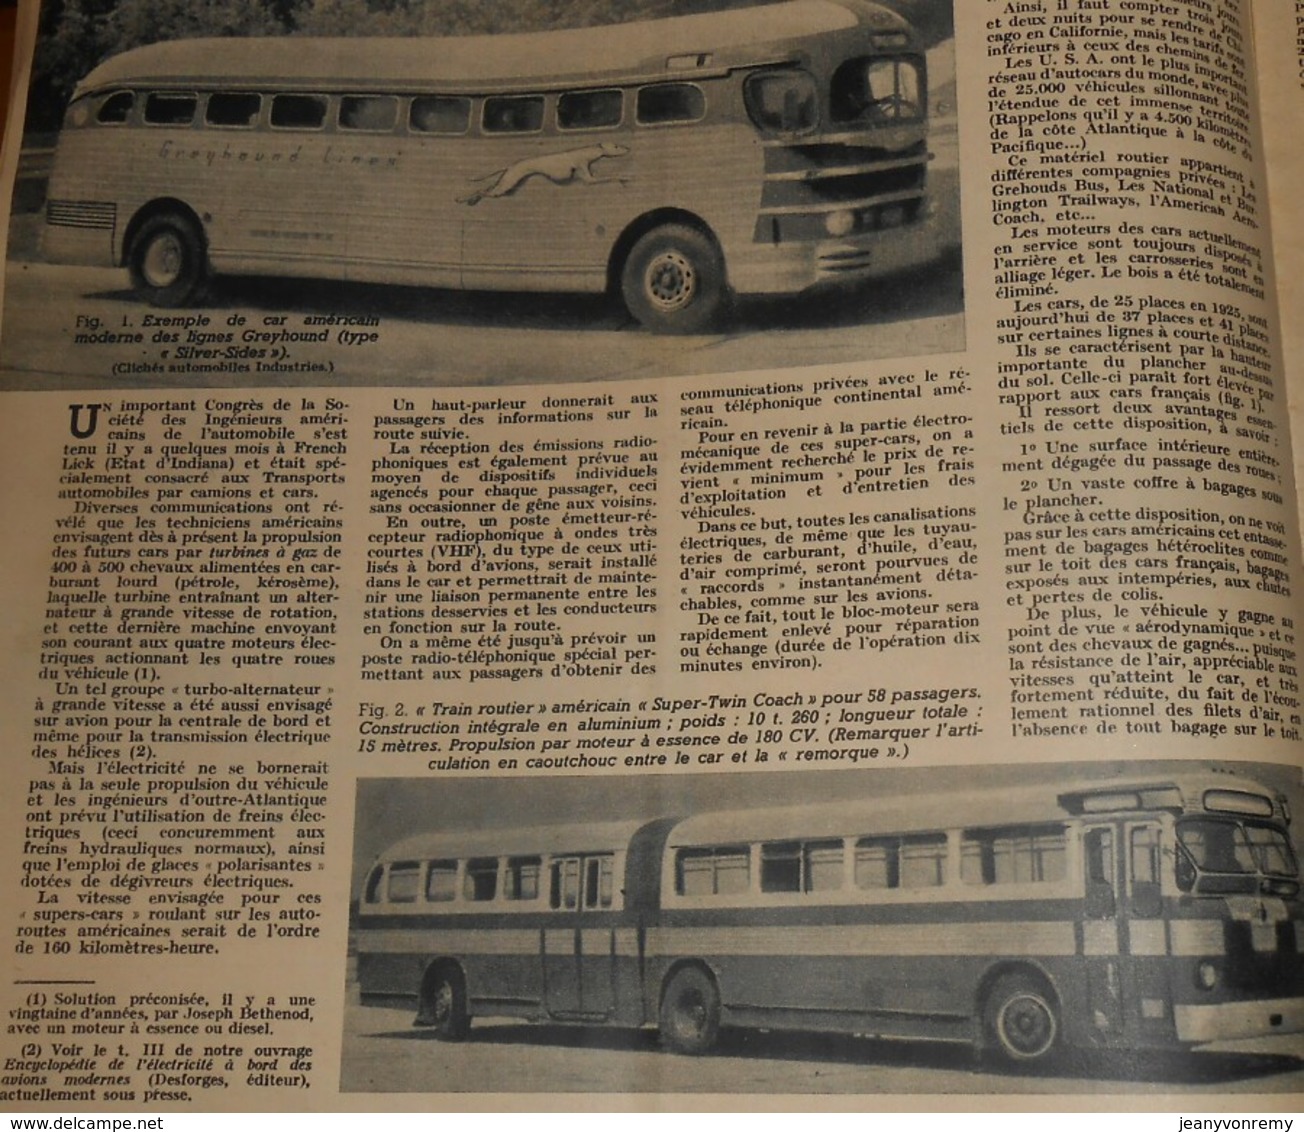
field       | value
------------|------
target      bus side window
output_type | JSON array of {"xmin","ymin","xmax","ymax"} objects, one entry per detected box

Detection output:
[
  {"xmin": 805, "ymin": 841, "xmax": 844, "ymax": 891},
  {"xmin": 899, "ymin": 834, "xmax": 947, "ymax": 887},
  {"xmin": 854, "ymin": 837, "xmax": 896, "ymax": 889},
  {"xmin": 551, "ymin": 858, "xmax": 580, "ymax": 910},
  {"xmin": 760, "ymin": 840, "xmax": 843, "ymax": 894},
  {"xmin": 505, "ymin": 856, "xmax": 541, "ymax": 901},
  {"xmin": 206, "ymin": 92, "xmax": 261, "ymax": 128},
  {"xmin": 760, "ymin": 841, "xmax": 801, "ymax": 893},
  {"xmin": 144, "ymin": 92, "xmax": 197, "ymax": 127},
  {"xmin": 464, "ymin": 857, "xmax": 498, "ymax": 901},
  {"xmin": 97, "ymin": 91, "xmax": 135, "ymax": 125},
  {"xmin": 271, "ymin": 93, "xmax": 328, "ymax": 130},
  {"xmin": 744, "ymin": 69, "xmax": 817, "ymax": 135},
  {"xmin": 386, "ymin": 861, "xmax": 421, "ymax": 904},
  {"xmin": 425, "ymin": 859, "xmax": 457, "ymax": 902},
  {"xmin": 410, "ymin": 96, "xmax": 470, "ymax": 135},
  {"xmin": 962, "ymin": 825, "xmax": 1066, "ymax": 886},
  {"xmin": 558, "ymin": 89, "xmax": 622, "ymax": 130},
  {"xmin": 676, "ymin": 846, "xmax": 749, "ymax": 897},
  {"xmin": 363, "ymin": 864, "xmax": 384, "ymax": 905},
  {"xmin": 340, "ymin": 95, "xmax": 397, "ymax": 132},
  {"xmin": 855, "ymin": 834, "xmax": 945, "ymax": 890},
  {"xmin": 636, "ymin": 83, "xmax": 705, "ymax": 126},
  {"xmin": 584, "ymin": 857, "xmax": 614, "ymax": 909},
  {"xmin": 483, "ymin": 95, "xmax": 544, "ymax": 134}
]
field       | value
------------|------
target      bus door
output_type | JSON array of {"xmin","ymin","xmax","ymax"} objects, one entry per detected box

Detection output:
[
  {"xmin": 1081, "ymin": 822, "xmax": 1125, "ymax": 1042},
  {"xmin": 1120, "ymin": 819, "xmax": 1175, "ymax": 1044},
  {"xmin": 1081, "ymin": 819, "xmax": 1171, "ymax": 1046},
  {"xmin": 543, "ymin": 854, "xmax": 617, "ymax": 1019}
]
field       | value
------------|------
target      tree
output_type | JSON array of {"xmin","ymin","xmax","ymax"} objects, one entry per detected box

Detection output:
[
  {"xmin": 26, "ymin": 0, "xmax": 116, "ymax": 132},
  {"xmin": 24, "ymin": 0, "xmax": 302, "ymax": 132},
  {"xmin": 106, "ymin": 0, "xmax": 287, "ymax": 53}
]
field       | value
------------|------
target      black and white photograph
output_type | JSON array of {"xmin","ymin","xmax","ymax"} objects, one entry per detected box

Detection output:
[
  {"xmin": 2, "ymin": 0, "xmax": 962, "ymax": 390},
  {"xmin": 340, "ymin": 761, "xmax": 1304, "ymax": 1095},
  {"xmin": 2, "ymin": 0, "xmax": 1303, "ymax": 1120}
]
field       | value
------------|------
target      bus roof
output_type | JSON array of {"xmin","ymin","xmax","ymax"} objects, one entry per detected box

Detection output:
[
  {"xmin": 377, "ymin": 817, "xmax": 667, "ymax": 864},
  {"xmin": 663, "ymin": 773, "xmax": 1285, "ymax": 848},
  {"xmin": 75, "ymin": 1, "xmax": 912, "ymax": 97}
]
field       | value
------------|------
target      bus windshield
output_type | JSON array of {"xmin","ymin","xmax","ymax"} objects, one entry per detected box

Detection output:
[
  {"xmin": 1175, "ymin": 818, "xmax": 1299, "ymax": 896},
  {"xmin": 830, "ymin": 55, "xmax": 923, "ymax": 123}
]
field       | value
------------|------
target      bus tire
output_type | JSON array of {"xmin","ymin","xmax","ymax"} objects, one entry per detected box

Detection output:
[
  {"xmin": 659, "ymin": 966, "xmax": 720, "ymax": 1055},
  {"xmin": 422, "ymin": 969, "xmax": 471, "ymax": 1041},
  {"xmin": 621, "ymin": 224, "xmax": 726, "ymax": 334},
  {"xmin": 983, "ymin": 974, "xmax": 1059, "ymax": 1066},
  {"xmin": 129, "ymin": 213, "xmax": 207, "ymax": 306}
]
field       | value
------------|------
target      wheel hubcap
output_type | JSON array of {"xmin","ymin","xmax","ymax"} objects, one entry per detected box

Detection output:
[
  {"xmin": 434, "ymin": 984, "xmax": 453, "ymax": 1026},
  {"xmin": 676, "ymin": 990, "xmax": 706, "ymax": 1037},
  {"xmin": 1001, "ymin": 994, "xmax": 1053, "ymax": 1057},
  {"xmin": 142, "ymin": 233, "xmax": 183, "ymax": 288},
  {"xmin": 645, "ymin": 251, "xmax": 696, "ymax": 312}
]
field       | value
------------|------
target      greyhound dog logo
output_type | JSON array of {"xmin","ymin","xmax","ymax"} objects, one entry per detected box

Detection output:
[{"xmin": 458, "ymin": 142, "xmax": 630, "ymax": 206}]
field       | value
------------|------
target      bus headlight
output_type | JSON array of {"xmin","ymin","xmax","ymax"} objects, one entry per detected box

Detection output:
[
  {"xmin": 1196, "ymin": 961, "xmax": 1220, "ymax": 990},
  {"xmin": 825, "ymin": 210, "xmax": 857, "ymax": 237}
]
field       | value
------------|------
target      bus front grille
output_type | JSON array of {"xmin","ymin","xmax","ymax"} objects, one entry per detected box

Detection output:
[
  {"xmin": 47, "ymin": 200, "xmax": 117, "ymax": 230},
  {"xmin": 754, "ymin": 141, "xmax": 928, "ymax": 244},
  {"xmin": 816, "ymin": 246, "xmax": 876, "ymax": 275}
]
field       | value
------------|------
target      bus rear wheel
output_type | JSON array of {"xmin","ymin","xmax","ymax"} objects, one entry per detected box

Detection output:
[
  {"xmin": 129, "ymin": 213, "xmax": 207, "ymax": 306},
  {"xmin": 659, "ymin": 966, "xmax": 720, "ymax": 1055},
  {"xmin": 621, "ymin": 224, "xmax": 726, "ymax": 334},
  {"xmin": 983, "ymin": 975, "xmax": 1059, "ymax": 1066}
]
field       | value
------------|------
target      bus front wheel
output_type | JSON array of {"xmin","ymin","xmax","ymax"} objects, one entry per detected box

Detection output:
[
  {"xmin": 659, "ymin": 966, "xmax": 720, "ymax": 1055},
  {"xmin": 419, "ymin": 969, "xmax": 470, "ymax": 1041},
  {"xmin": 621, "ymin": 224, "xmax": 726, "ymax": 334},
  {"xmin": 129, "ymin": 213, "xmax": 207, "ymax": 307},
  {"xmin": 983, "ymin": 975, "xmax": 1059, "ymax": 1066}
]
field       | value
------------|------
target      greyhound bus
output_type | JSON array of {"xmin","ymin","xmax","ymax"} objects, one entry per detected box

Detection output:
[
  {"xmin": 42, "ymin": 0, "xmax": 937, "ymax": 332},
  {"xmin": 354, "ymin": 770, "xmax": 1303, "ymax": 1067}
]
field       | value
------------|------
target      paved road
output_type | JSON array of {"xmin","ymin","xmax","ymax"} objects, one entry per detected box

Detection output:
[
  {"xmin": 0, "ymin": 251, "xmax": 964, "ymax": 392},
  {"xmin": 338, "ymin": 1002, "xmax": 1304, "ymax": 1098}
]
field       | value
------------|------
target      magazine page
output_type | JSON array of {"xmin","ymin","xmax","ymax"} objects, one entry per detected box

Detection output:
[
  {"xmin": 0, "ymin": 0, "xmax": 1300, "ymax": 1113},
  {"xmin": 1248, "ymin": 0, "xmax": 1304, "ymax": 537}
]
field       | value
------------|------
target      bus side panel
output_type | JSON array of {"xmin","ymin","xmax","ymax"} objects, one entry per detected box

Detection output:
[
  {"xmin": 538, "ymin": 922, "xmax": 647, "ymax": 1026},
  {"xmin": 647, "ymin": 908, "xmax": 1084, "ymax": 1044},
  {"xmin": 46, "ymin": 125, "xmax": 468, "ymax": 289},
  {"xmin": 324, "ymin": 132, "xmax": 461, "ymax": 285},
  {"xmin": 356, "ymin": 915, "xmax": 651, "ymax": 1029},
  {"xmin": 355, "ymin": 928, "xmax": 425, "ymax": 1011},
  {"xmin": 42, "ymin": 132, "xmax": 131, "ymax": 268},
  {"xmin": 197, "ymin": 131, "xmax": 459, "ymax": 288},
  {"xmin": 456, "ymin": 125, "xmax": 761, "ymax": 294}
]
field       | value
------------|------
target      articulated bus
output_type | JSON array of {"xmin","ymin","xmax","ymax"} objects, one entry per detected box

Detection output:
[
  {"xmin": 43, "ymin": 1, "xmax": 938, "ymax": 332},
  {"xmin": 354, "ymin": 771, "xmax": 1303, "ymax": 1068}
]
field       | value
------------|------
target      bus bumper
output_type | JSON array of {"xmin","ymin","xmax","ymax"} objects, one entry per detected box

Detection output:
[
  {"xmin": 1173, "ymin": 996, "xmax": 1304, "ymax": 1044},
  {"xmin": 731, "ymin": 210, "xmax": 942, "ymax": 295}
]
